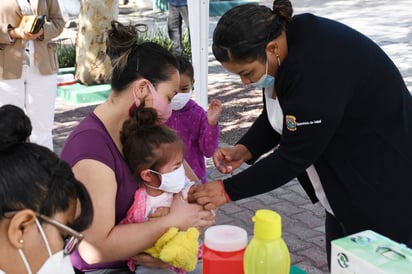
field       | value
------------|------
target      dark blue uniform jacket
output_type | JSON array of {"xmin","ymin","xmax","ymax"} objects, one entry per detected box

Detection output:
[{"xmin": 224, "ymin": 13, "xmax": 412, "ymax": 246}]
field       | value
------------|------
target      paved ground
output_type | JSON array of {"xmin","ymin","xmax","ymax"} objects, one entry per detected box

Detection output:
[{"xmin": 53, "ymin": 1, "xmax": 411, "ymax": 273}]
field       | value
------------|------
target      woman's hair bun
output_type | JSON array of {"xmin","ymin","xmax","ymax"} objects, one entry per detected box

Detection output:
[
  {"xmin": 273, "ymin": 0, "xmax": 293, "ymax": 24},
  {"xmin": 106, "ymin": 21, "xmax": 148, "ymax": 71},
  {"xmin": 130, "ymin": 106, "xmax": 159, "ymax": 130},
  {"xmin": 122, "ymin": 105, "xmax": 160, "ymax": 140},
  {"xmin": 0, "ymin": 105, "xmax": 32, "ymax": 151},
  {"xmin": 106, "ymin": 21, "xmax": 139, "ymax": 60}
]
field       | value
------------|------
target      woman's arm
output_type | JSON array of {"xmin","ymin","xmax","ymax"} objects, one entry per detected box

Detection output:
[{"xmin": 73, "ymin": 159, "xmax": 213, "ymax": 264}]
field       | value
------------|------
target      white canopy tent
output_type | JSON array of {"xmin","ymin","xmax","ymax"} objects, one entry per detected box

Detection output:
[{"xmin": 187, "ymin": 0, "xmax": 210, "ymax": 110}]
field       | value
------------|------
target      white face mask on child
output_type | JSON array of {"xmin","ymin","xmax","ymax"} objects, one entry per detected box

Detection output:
[
  {"xmin": 171, "ymin": 91, "xmax": 192, "ymax": 111},
  {"xmin": 146, "ymin": 164, "xmax": 186, "ymax": 193}
]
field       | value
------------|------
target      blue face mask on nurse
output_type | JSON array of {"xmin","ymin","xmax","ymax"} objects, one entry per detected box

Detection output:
[{"xmin": 248, "ymin": 57, "xmax": 275, "ymax": 89}]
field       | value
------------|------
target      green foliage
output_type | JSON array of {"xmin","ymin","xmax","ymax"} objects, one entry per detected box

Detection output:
[
  {"xmin": 56, "ymin": 39, "xmax": 76, "ymax": 68},
  {"xmin": 181, "ymin": 31, "xmax": 191, "ymax": 58},
  {"xmin": 139, "ymin": 28, "xmax": 173, "ymax": 51},
  {"xmin": 139, "ymin": 28, "xmax": 192, "ymax": 58}
]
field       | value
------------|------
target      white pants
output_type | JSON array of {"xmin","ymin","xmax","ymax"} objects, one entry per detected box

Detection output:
[{"xmin": 0, "ymin": 65, "xmax": 57, "ymax": 150}]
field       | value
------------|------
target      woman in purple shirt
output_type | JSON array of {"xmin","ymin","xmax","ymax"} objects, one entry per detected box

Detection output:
[{"xmin": 61, "ymin": 21, "xmax": 214, "ymax": 273}]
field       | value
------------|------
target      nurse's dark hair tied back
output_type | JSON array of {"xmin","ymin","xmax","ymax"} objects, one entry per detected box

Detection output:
[
  {"xmin": 212, "ymin": 0, "xmax": 294, "ymax": 62},
  {"xmin": 273, "ymin": 0, "xmax": 293, "ymax": 24}
]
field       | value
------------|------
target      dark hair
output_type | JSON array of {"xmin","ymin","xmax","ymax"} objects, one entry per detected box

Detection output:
[
  {"xmin": 0, "ymin": 104, "xmax": 32, "ymax": 149},
  {"xmin": 0, "ymin": 105, "xmax": 93, "ymax": 232},
  {"xmin": 121, "ymin": 105, "xmax": 184, "ymax": 182},
  {"xmin": 212, "ymin": 0, "xmax": 293, "ymax": 63},
  {"xmin": 106, "ymin": 20, "xmax": 179, "ymax": 91},
  {"xmin": 176, "ymin": 55, "xmax": 194, "ymax": 82}
]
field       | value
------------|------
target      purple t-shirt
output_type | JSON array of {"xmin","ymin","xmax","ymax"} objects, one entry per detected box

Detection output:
[
  {"xmin": 61, "ymin": 112, "xmax": 137, "ymax": 271},
  {"xmin": 165, "ymin": 99, "xmax": 220, "ymax": 183}
]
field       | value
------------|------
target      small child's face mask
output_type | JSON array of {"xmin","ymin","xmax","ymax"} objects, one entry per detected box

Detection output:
[
  {"xmin": 147, "ymin": 164, "xmax": 186, "ymax": 193},
  {"xmin": 171, "ymin": 74, "xmax": 194, "ymax": 111},
  {"xmin": 171, "ymin": 91, "xmax": 192, "ymax": 110}
]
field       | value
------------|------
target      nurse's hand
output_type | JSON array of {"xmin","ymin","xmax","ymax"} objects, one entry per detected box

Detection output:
[
  {"xmin": 213, "ymin": 144, "xmax": 252, "ymax": 174},
  {"xmin": 188, "ymin": 180, "xmax": 231, "ymax": 210},
  {"xmin": 166, "ymin": 194, "xmax": 215, "ymax": 231}
]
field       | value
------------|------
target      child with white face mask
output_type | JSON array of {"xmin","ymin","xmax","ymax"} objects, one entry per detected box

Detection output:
[
  {"xmin": 166, "ymin": 55, "xmax": 222, "ymax": 184},
  {"xmin": 120, "ymin": 105, "xmax": 202, "ymax": 274}
]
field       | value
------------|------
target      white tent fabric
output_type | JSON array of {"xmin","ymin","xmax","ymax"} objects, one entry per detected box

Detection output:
[{"xmin": 188, "ymin": 0, "xmax": 210, "ymax": 110}]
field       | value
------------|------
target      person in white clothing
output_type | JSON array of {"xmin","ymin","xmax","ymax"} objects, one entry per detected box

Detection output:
[{"xmin": 0, "ymin": 0, "xmax": 65, "ymax": 150}]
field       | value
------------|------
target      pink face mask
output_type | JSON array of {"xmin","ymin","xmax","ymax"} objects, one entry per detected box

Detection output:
[
  {"xmin": 131, "ymin": 81, "xmax": 172, "ymax": 122},
  {"xmin": 147, "ymin": 81, "xmax": 172, "ymax": 122}
]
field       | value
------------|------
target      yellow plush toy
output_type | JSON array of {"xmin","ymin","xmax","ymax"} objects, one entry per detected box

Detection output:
[{"xmin": 145, "ymin": 227, "xmax": 200, "ymax": 271}]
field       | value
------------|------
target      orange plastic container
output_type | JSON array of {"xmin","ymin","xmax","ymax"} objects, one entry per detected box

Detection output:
[{"xmin": 203, "ymin": 225, "xmax": 248, "ymax": 274}]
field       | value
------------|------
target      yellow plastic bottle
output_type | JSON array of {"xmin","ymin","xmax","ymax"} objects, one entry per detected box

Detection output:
[{"xmin": 244, "ymin": 209, "xmax": 290, "ymax": 274}]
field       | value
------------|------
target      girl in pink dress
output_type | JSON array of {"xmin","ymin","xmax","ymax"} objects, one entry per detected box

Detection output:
[{"xmin": 120, "ymin": 105, "xmax": 202, "ymax": 274}]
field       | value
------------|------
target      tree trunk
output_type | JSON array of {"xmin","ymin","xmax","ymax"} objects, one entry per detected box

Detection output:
[{"xmin": 75, "ymin": 0, "xmax": 118, "ymax": 85}]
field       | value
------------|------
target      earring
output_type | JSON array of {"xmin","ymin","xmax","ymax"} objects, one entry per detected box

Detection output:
[
  {"xmin": 277, "ymin": 55, "xmax": 281, "ymax": 67},
  {"xmin": 19, "ymin": 239, "xmax": 24, "ymax": 244}
]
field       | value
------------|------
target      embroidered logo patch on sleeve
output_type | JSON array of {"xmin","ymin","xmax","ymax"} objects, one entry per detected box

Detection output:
[{"xmin": 285, "ymin": 115, "xmax": 297, "ymax": 131}]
